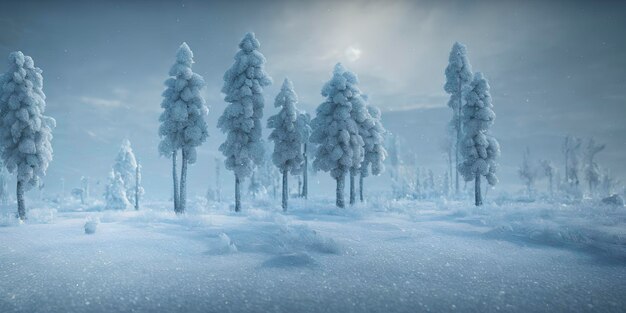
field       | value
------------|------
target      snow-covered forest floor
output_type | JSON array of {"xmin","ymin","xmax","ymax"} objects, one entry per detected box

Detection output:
[{"xmin": 1, "ymin": 197, "xmax": 625, "ymax": 312}]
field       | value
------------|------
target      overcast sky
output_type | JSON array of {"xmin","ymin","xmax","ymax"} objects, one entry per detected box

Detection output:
[{"xmin": 0, "ymin": 0, "xmax": 625, "ymax": 199}]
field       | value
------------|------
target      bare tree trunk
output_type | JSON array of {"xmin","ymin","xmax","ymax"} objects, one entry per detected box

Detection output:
[
  {"xmin": 17, "ymin": 181, "xmax": 25, "ymax": 220},
  {"xmin": 336, "ymin": 174, "xmax": 345, "ymax": 208},
  {"xmin": 349, "ymin": 173, "xmax": 356, "ymax": 205},
  {"xmin": 359, "ymin": 173, "xmax": 364, "ymax": 202},
  {"xmin": 179, "ymin": 149, "xmax": 188, "ymax": 214},
  {"xmin": 474, "ymin": 173, "xmax": 482, "ymax": 206},
  {"xmin": 135, "ymin": 162, "xmax": 140, "ymax": 210},
  {"xmin": 215, "ymin": 158, "xmax": 221, "ymax": 203},
  {"xmin": 235, "ymin": 175, "xmax": 241, "ymax": 212},
  {"xmin": 456, "ymin": 84, "xmax": 462, "ymax": 196},
  {"xmin": 302, "ymin": 143, "xmax": 308, "ymax": 199},
  {"xmin": 172, "ymin": 151, "xmax": 179, "ymax": 213},
  {"xmin": 282, "ymin": 171, "xmax": 288, "ymax": 211}
]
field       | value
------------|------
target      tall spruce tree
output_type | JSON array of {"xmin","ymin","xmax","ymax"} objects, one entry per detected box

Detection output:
[
  {"xmin": 359, "ymin": 105, "xmax": 387, "ymax": 202},
  {"xmin": 158, "ymin": 42, "xmax": 209, "ymax": 214},
  {"xmin": 310, "ymin": 63, "xmax": 365, "ymax": 208},
  {"xmin": 0, "ymin": 51, "xmax": 55, "ymax": 220},
  {"xmin": 458, "ymin": 72, "xmax": 499, "ymax": 206},
  {"xmin": 268, "ymin": 78, "xmax": 305, "ymax": 210},
  {"xmin": 444, "ymin": 42, "xmax": 473, "ymax": 197},
  {"xmin": 218, "ymin": 32, "xmax": 272, "ymax": 212}
]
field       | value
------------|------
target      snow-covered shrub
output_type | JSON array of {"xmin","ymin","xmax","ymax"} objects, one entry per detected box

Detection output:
[
  {"xmin": 104, "ymin": 171, "xmax": 131, "ymax": 210},
  {"xmin": 84, "ymin": 216, "xmax": 99, "ymax": 234},
  {"xmin": 0, "ymin": 51, "xmax": 55, "ymax": 220},
  {"xmin": 218, "ymin": 32, "xmax": 272, "ymax": 212}
]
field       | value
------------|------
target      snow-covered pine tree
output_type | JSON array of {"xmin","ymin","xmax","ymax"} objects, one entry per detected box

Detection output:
[
  {"xmin": 158, "ymin": 42, "xmax": 209, "ymax": 214},
  {"xmin": 268, "ymin": 78, "xmax": 305, "ymax": 210},
  {"xmin": 359, "ymin": 105, "xmax": 387, "ymax": 202},
  {"xmin": 458, "ymin": 72, "xmax": 499, "ymax": 206},
  {"xmin": 218, "ymin": 32, "xmax": 272, "ymax": 212},
  {"xmin": 104, "ymin": 171, "xmax": 131, "ymax": 210},
  {"xmin": 311, "ymin": 63, "xmax": 366, "ymax": 208},
  {"xmin": 540, "ymin": 159, "xmax": 556, "ymax": 197},
  {"xmin": 113, "ymin": 139, "xmax": 137, "ymax": 202},
  {"xmin": 347, "ymin": 94, "xmax": 372, "ymax": 205},
  {"xmin": 444, "ymin": 42, "xmax": 473, "ymax": 197},
  {"xmin": 296, "ymin": 112, "xmax": 312, "ymax": 199},
  {"xmin": 80, "ymin": 176, "xmax": 90, "ymax": 201},
  {"xmin": 518, "ymin": 147, "xmax": 538, "ymax": 197},
  {"xmin": 562, "ymin": 135, "xmax": 582, "ymax": 188},
  {"xmin": 583, "ymin": 138, "xmax": 605, "ymax": 196},
  {"xmin": 0, "ymin": 51, "xmax": 55, "ymax": 220}
]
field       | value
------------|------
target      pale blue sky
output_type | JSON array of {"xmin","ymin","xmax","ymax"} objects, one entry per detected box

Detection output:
[{"xmin": 1, "ymin": 0, "xmax": 624, "ymax": 199}]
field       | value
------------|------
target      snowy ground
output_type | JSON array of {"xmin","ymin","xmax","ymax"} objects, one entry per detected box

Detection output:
[{"xmin": 1, "ymin": 197, "xmax": 625, "ymax": 313}]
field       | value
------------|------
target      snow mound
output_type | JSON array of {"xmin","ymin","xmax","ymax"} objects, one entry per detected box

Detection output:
[
  {"xmin": 84, "ymin": 217, "xmax": 99, "ymax": 234},
  {"xmin": 602, "ymin": 194, "xmax": 624, "ymax": 207}
]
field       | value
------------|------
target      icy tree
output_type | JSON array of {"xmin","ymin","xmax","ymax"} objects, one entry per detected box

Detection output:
[
  {"xmin": 444, "ymin": 42, "xmax": 473, "ymax": 197},
  {"xmin": 310, "ymin": 63, "xmax": 365, "ymax": 208},
  {"xmin": 458, "ymin": 72, "xmax": 499, "ymax": 206},
  {"xmin": 518, "ymin": 147, "xmax": 538, "ymax": 197},
  {"xmin": 80, "ymin": 176, "xmax": 90, "ymax": 201},
  {"xmin": 346, "ymin": 94, "xmax": 372, "ymax": 205},
  {"xmin": 113, "ymin": 139, "xmax": 137, "ymax": 202},
  {"xmin": 215, "ymin": 157, "xmax": 221, "ymax": 202},
  {"xmin": 268, "ymin": 78, "xmax": 305, "ymax": 210},
  {"xmin": 0, "ymin": 51, "xmax": 55, "ymax": 220},
  {"xmin": 562, "ymin": 135, "xmax": 582, "ymax": 188},
  {"xmin": 104, "ymin": 171, "xmax": 131, "ymax": 210},
  {"xmin": 443, "ymin": 170, "xmax": 450, "ymax": 197},
  {"xmin": 296, "ymin": 112, "xmax": 312, "ymax": 199},
  {"xmin": 601, "ymin": 169, "xmax": 619, "ymax": 196},
  {"xmin": 158, "ymin": 42, "xmax": 209, "ymax": 214},
  {"xmin": 248, "ymin": 171, "xmax": 266, "ymax": 199},
  {"xmin": 583, "ymin": 138, "xmax": 605, "ymax": 196},
  {"xmin": 218, "ymin": 32, "xmax": 272, "ymax": 212},
  {"xmin": 427, "ymin": 169, "xmax": 435, "ymax": 193},
  {"xmin": 540, "ymin": 159, "xmax": 556, "ymax": 197},
  {"xmin": 358, "ymin": 105, "xmax": 387, "ymax": 202}
]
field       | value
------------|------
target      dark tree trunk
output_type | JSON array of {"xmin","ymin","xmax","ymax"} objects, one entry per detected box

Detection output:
[
  {"xmin": 474, "ymin": 173, "xmax": 482, "ymax": 206},
  {"xmin": 282, "ymin": 171, "xmax": 288, "ymax": 211},
  {"xmin": 349, "ymin": 173, "xmax": 356, "ymax": 205},
  {"xmin": 455, "ymin": 83, "xmax": 462, "ymax": 196},
  {"xmin": 17, "ymin": 181, "xmax": 25, "ymax": 220},
  {"xmin": 172, "ymin": 151, "xmax": 180, "ymax": 213},
  {"xmin": 235, "ymin": 175, "xmax": 241, "ymax": 212},
  {"xmin": 336, "ymin": 174, "xmax": 345, "ymax": 208},
  {"xmin": 135, "ymin": 162, "xmax": 140, "ymax": 210},
  {"xmin": 179, "ymin": 150, "xmax": 188, "ymax": 214},
  {"xmin": 359, "ymin": 173, "xmax": 364, "ymax": 202}
]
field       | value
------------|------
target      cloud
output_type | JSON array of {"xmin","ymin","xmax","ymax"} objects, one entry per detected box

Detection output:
[
  {"xmin": 79, "ymin": 96, "xmax": 122, "ymax": 108},
  {"xmin": 345, "ymin": 46, "xmax": 362, "ymax": 62}
]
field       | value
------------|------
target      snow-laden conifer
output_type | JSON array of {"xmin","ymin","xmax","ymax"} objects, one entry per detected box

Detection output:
[
  {"xmin": 104, "ymin": 171, "xmax": 131, "ymax": 210},
  {"xmin": 158, "ymin": 42, "xmax": 208, "ymax": 214},
  {"xmin": 358, "ymin": 105, "xmax": 387, "ymax": 202},
  {"xmin": 444, "ymin": 42, "xmax": 473, "ymax": 196},
  {"xmin": 296, "ymin": 112, "xmax": 312, "ymax": 199},
  {"xmin": 268, "ymin": 78, "xmax": 305, "ymax": 210},
  {"xmin": 0, "ymin": 51, "xmax": 55, "ymax": 220},
  {"xmin": 458, "ymin": 72, "xmax": 499, "ymax": 206},
  {"xmin": 310, "ymin": 63, "xmax": 365, "ymax": 208},
  {"xmin": 218, "ymin": 32, "xmax": 272, "ymax": 212},
  {"xmin": 518, "ymin": 147, "xmax": 538, "ymax": 197}
]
